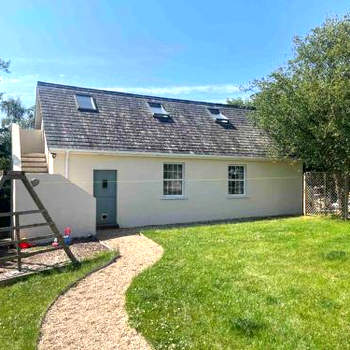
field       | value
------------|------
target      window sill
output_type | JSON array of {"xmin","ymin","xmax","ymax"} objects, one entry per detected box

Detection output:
[
  {"xmin": 226, "ymin": 195, "xmax": 249, "ymax": 199},
  {"xmin": 160, "ymin": 195, "xmax": 187, "ymax": 200}
]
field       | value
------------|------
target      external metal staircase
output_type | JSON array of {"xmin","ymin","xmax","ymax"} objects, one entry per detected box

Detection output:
[{"xmin": 21, "ymin": 153, "xmax": 48, "ymax": 173}]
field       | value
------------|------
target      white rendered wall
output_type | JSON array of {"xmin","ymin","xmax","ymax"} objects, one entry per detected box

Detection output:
[
  {"xmin": 20, "ymin": 129, "xmax": 44, "ymax": 154},
  {"xmin": 52, "ymin": 153, "xmax": 303, "ymax": 228},
  {"xmin": 11, "ymin": 124, "xmax": 21, "ymax": 170},
  {"xmin": 14, "ymin": 174, "xmax": 96, "ymax": 239}
]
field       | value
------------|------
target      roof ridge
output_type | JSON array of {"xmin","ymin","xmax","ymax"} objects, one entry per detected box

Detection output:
[{"xmin": 37, "ymin": 81, "xmax": 252, "ymax": 110}]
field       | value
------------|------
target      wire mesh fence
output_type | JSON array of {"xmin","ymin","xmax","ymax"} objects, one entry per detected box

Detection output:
[{"xmin": 304, "ymin": 172, "xmax": 348, "ymax": 217}]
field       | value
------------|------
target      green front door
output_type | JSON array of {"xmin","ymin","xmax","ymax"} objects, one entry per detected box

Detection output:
[{"xmin": 93, "ymin": 170, "xmax": 117, "ymax": 227}]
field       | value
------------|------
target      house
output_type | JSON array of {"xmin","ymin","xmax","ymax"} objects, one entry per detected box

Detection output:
[{"xmin": 12, "ymin": 82, "xmax": 303, "ymax": 238}]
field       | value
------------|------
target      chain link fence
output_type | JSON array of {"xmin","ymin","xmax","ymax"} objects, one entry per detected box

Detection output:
[{"xmin": 304, "ymin": 172, "xmax": 348, "ymax": 217}]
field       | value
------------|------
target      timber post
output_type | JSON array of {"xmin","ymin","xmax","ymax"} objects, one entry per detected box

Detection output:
[{"xmin": 344, "ymin": 173, "xmax": 349, "ymax": 221}]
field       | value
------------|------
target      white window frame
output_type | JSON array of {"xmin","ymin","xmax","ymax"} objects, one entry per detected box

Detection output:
[
  {"xmin": 162, "ymin": 163, "xmax": 185, "ymax": 199},
  {"xmin": 227, "ymin": 164, "xmax": 247, "ymax": 197}
]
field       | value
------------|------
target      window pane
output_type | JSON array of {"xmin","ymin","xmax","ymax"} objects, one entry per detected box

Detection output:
[
  {"xmin": 208, "ymin": 108, "xmax": 220, "ymax": 115},
  {"xmin": 228, "ymin": 180, "xmax": 245, "ymax": 195},
  {"xmin": 76, "ymin": 95, "xmax": 96, "ymax": 110},
  {"xmin": 171, "ymin": 180, "xmax": 183, "ymax": 195},
  {"xmin": 164, "ymin": 164, "xmax": 183, "ymax": 179},
  {"xmin": 163, "ymin": 164, "xmax": 184, "ymax": 196},
  {"xmin": 163, "ymin": 164, "xmax": 171, "ymax": 179},
  {"xmin": 228, "ymin": 166, "xmax": 244, "ymax": 180},
  {"xmin": 163, "ymin": 180, "xmax": 183, "ymax": 195},
  {"xmin": 174, "ymin": 164, "xmax": 183, "ymax": 179},
  {"xmin": 149, "ymin": 102, "xmax": 168, "ymax": 115},
  {"xmin": 163, "ymin": 180, "xmax": 170, "ymax": 195},
  {"xmin": 228, "ymin": 165, "xmax": 245, "ymax": 195}
]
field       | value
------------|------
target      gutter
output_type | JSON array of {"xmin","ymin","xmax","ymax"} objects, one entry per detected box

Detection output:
[
  {"xmin": 49, "ymin": 148, "xmax": 298, "ymax": 163},
  {"xmin": 64, "ymin": 151, "xmax": 70, "ymax": 179}
]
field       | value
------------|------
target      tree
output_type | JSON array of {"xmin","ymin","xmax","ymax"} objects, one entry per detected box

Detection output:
[
  {"xmin": 227, "ymin": 97, "xmax": 254, "ymax": 109},
  {"xmin": 1, "ymin": 98, "xmax": 34, "ymax": 129},
  {"xmin": 0, "ymin": 59, "xmax": 10, "ymax": 171},
  {"xmin": 0, "ymin": 128, "xmax": 11, "ymax": 170},
  {"xmin": 0, "ymin": 58, "xmax": 11, "ymax": 227},
  {"xmin": 250, "ymin": 15, "xmax": 350, "ymax": 219},
  {"xmin": 0, "ymin": 59, "xmax": 34, "ymax": 228},
  {"xmin": 0, "ymin": 58, "xmax": 10, "ymax": 73},
  {"xmin": 0, "ymin": 98, "xmax": 34, "ymax": 171}
]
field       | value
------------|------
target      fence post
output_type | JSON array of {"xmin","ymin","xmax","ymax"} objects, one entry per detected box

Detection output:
[
  {"xmin": 303, "ymin": 173, "xmax": 306, "ymax": 215},
  {"xmin": 344, "ymin": 173, "xmax": 349, "ymax": 220},
  {"xmin": 14, "ymin": 213, "xmax": 21, "ymax": 271}
]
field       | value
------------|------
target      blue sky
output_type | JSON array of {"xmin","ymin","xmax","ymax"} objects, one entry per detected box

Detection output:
[{"xmin": 0, "ymin": 0, "xmax": 349, "ymax": 109}]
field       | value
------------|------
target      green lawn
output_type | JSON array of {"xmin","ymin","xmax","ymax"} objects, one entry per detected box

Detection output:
[
  {"xmin": 0, "ymin": 250, "xmax": 116, "ymax": 350},
  {"xmin": 126, "ymin": 217, "xmax": 350, "ymax": 349}
]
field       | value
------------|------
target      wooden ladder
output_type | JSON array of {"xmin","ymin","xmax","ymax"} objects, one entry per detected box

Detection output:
[{"xmin": 0, "ymin": 170, "xmax": 79, "ymax": 271}]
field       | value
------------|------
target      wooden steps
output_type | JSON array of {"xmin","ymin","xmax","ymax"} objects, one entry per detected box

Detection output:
[{"xmin": 21, "ymin": 153, "xmax": 48, "ymax": 173}]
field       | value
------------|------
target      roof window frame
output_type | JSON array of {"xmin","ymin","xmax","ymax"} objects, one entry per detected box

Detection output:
[
  {"xmin": 75, "ymin": 94, "xmax": 98, "ymax": 112},
  {"xmin": 148, "ymin": 101, "xmax": 170, "ymax": 118},
  {"xmin": 208, "ymin": 108, "xmax": 230, "ymax": 124}
]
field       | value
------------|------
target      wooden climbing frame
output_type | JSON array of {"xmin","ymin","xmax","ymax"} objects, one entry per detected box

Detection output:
[{"xmin": 0, "ymin": 170, "xmax": 79, "ymax": 271}]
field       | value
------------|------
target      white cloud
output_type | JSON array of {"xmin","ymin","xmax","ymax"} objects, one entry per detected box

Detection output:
[
  {"xmin": 0, "ymin": 74, "xmax": 39, "ymax": 107},
  {"xmin": 0, "ymin": 74, "xmax": 39, "ymax": 85},
  {"xmin": 0, "ymin": 77, "xmax": 21, "ymax": 84},
  {"xmin": 7, "ymin": 78, "xmax": 20, "ymax": 83},
  {"xmin": 104, "ymin": 84, "xmax": 241, "ymax": 96}
]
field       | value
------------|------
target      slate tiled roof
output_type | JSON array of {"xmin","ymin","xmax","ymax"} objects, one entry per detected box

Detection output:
[{"xmin": 36, "ymin": 81, "xmax": 272, "ymax": 158}]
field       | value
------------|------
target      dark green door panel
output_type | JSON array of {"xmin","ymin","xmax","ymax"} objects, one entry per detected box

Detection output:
[{"xmin": 93, "ymin": 170, "xmax": 117, "ymax": 227}]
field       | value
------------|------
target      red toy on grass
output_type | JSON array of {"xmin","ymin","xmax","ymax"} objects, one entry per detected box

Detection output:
[{"xmin": 63, "ymin": 227, "xmax": 72, "ymax": 245}]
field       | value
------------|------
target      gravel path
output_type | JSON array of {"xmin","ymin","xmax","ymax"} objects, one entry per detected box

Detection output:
[{"xmin": 39, "ymin": 233, "xmax": 163, "ymax": 350}]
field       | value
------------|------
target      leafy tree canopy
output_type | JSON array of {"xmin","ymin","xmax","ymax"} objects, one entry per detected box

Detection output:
[
  {"xmin": 227, "ymin": 97, "xmax": 254, "ymax": 109},
  {"xmin": 1, "ymin": 98, "xmax": 34, "ymax": 129},
  {"xmin": 0, "ymin": 99, "xmax": 34, "ymax": 171},
  {"xmin": 0, "ymin": 60, "xmax": 34, "ymax": 171},
  {"xmin": 0, "ymin": 58, "xmax": 10, "ymax": 74},
  {"xmin": 250, "ymin": 15, "xmax": 350, "ymax": 173}
]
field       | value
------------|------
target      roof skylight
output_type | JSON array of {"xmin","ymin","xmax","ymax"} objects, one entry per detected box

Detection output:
[
  {"xmin": 76, "ymin": 94, "xmax": 97, "ymax": 111},
  {"xmin": 208, "ymin": 108, "xmax": 229, "ymax": 123},
  {"xmin": 148, "ymin": 102, "xmax": 169, "ymax": 118}
]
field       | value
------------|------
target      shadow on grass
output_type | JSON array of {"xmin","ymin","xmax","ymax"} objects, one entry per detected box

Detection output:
[
  {"xmin": 98, "ymin": 215, "xmax": 303, "ymax": 240},
  {"xmin": 230, "ymin": 317, "xmax": 266, "ymax": 337},
  {"xmin": 324, "ymin": 250, "xmax": 347, "ymax": 261}
]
